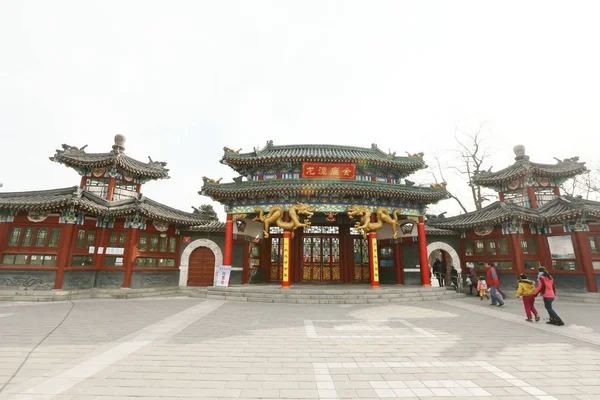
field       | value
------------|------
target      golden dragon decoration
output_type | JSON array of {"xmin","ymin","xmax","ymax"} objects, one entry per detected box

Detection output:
[
  {"xmin": 347, "ymin": 205, "xmax": 402, "ymax": 239},
  {"xmin": 253, "ymin": 203, "xmax": 316, "ymax": 238}
]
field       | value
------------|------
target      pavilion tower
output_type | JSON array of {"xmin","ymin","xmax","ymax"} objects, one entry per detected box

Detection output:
[{"xmin": 50, "ymin": 134, "xmax": 170, "ymax": 201}]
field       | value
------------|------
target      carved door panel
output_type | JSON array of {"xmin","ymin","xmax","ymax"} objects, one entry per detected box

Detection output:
[
  {"xmin": 269, "ymin": 233, "xmax": 283, "ymax": 282},
  {"xmin": 302, "ymin": 226, "xmax": 341, "ymax": 282},
  {"xmin": 352, "ymin": 237, "xmax": 370, "ymax": 282},
  {"xmin": 188, "ymin": 247, "xmax": 215, "ymax": 286}
]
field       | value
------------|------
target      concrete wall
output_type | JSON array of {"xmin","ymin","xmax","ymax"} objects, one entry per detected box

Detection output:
[
  {"xmin": 62, "ymin": 271, "xmax": 96, "ymax": 290},
  {"xmin": 130, "ymin": 271, "xmax": 180, "ymax": 288},
  {"xmin": 0, "ymin": 270, "xmax": 56, "ymax": 290}
]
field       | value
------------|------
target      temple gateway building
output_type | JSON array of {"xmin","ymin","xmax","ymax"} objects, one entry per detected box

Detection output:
[{"xmin": 1, "ymin": 138, "xmax": 599, "ymax": 293}]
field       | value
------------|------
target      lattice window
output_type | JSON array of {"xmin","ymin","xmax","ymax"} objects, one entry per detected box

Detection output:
[
  {"xmin": 85, "ymin": 178, "xmax": 109, "ymax": 199},
  {"xmin": 112, "ymin": 181, "xmax": 138, "ymax": 201}
]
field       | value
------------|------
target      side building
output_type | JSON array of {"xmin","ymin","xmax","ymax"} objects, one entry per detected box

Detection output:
[
  {"xmin": 429, "ymin": 145, "xmax": 600, "ymax": 293},
  {"xmin": 0, "ymin": 135, "xmax": 209, "ymax": 290}
]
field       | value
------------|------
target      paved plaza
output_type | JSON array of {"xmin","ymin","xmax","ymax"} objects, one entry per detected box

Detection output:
[{"xmin": 0, "ymin": 295, "xmax": 599, "ymax": 400}]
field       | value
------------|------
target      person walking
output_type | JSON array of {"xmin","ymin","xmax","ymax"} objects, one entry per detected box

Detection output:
[
  {"xmin": 467, "ymin": 264, "xmax": 478, "ymax": 295},
  {"xmin": 534, "ymin": 267, "xmax": 565, "ymax": 326},
  {"xmin": 485, "ymin": 262, "xmax": 505, "ymax": 307},
  {"xmin": 516, "ymin": 273, "xmax": 540, "ymax": 322},
  {"xmin": 433, "ymin": 258, "xmax": 444, "ymax": 287},
  {"xmin": 477, "ymin": 276, "xmax": 489, "ymax": 300}
]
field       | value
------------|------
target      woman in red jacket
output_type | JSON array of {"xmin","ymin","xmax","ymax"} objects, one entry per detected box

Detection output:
[{"xmin": 534, "ymin": 267, "xmax": 564, "ymax": 326}]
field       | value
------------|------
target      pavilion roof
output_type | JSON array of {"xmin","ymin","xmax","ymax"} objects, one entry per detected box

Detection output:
[
  {"xmin": 427, "ymin": 201, "xmax": 541, "ymax": 230},
  {"xmin": 472, "ymin": 145, "xmax": 586, "ymax": 187},
  {"xmin": 221, "ymin": 141, "xmax": 427, "ymax": 172},
  {"xmin": 427, "ymin": 196, "xmax": 600, "ymax": 230},
  {"xmin": 50, "ymin": 135, "xmax": 170, "ymax": 180},
  {"xmin": 0, "ymin": 186, "xmax": 208, "ymax": 227},
  {"xmin": 201, "ymin": 179, "xmax": 449, "ymax": 203},
  {"xmin": 538, "ymin": 196, "xmax": 600, "ymax": 223}
]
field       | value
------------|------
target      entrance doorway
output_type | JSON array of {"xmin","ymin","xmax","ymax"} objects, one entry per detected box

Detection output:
[
  {"xmin": 351, "ymin": 232, "xmax": 370, "ymax": 282},
  {"xmin": 301, "ymin": 226, "xmax": 341, "ymax": 282},
  {"xmin": 187, "ymin": 246, "xmax": 215, "ymax": 286}
]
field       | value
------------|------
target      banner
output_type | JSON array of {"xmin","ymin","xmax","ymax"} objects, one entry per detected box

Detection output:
[
  {"xmin": 215, "ymin": 265, "xmax": 232, "ymax": 287},
  {"xmin": 301, "ymin": 162, "xmax": 356, "ymax": 180}
]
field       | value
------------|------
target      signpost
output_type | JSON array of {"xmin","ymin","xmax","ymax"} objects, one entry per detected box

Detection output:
[{"xmin": 215, "ymin": 265, "xmax": 232, "ymax": 287}]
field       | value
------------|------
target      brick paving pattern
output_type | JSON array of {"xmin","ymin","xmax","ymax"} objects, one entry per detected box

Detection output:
[{"xmin": 0, "ymin": 296, "xmax": 598, "ymax": 399}]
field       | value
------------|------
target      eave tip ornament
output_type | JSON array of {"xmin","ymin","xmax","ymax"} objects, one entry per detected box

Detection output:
[
  {"xmin": 202, "ymin": 176, "xmax": 222, "ymax": 184},
  {"xmin": 430, "ymin": 182, "xmax": 447, "ymax": 189}
]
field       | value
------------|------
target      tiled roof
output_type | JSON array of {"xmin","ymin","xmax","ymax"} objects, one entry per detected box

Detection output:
[
  {"xmin": 221, "ymin": 141, "xmax": 426, "ymax": 170},
  {"xmin": 427, "ymin": 201, "xmax": 541, "ymax": 230},
  {"xmin": 201, "ymin": 179, "xmax": 449, "ymax": 203},
  {"xmin": 0, "ymin": 186, "xmax": 208, "ymax": 226},
  {"xmin": 185, "ymin": 221, "xmax": 227, "ymax": 232},
  {"xmin": 472, "ymin": 157, "xmax": 586, "ymax": 186},
  {"xmin": 428, "ymin": 196, "xmax": 600, "ymax": 230},
  {"xmin": 50, "ymin": 141, "xmax": 170, "ymax": 180},
  {"xmin": 424, "ymin": 225, "xmax": 459, "ymax": 236},
  {"xmin": 538, "ymin": 196, "xmax": 600, "ymax": 223}
]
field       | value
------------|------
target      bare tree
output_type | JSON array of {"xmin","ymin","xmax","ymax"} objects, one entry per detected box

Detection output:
[
  {"xmin": 560, "ymin": 165, "xmax": 600, "ymax": 200},
  {"xmin": 427, "ymin": 155, "xmax": 469, "ymax": 214},
  {"xmin": 451, "ymin": 124, "xmax": 495, "ymax": 210}
]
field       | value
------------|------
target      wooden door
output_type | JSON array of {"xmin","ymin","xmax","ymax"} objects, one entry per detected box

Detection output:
[{"xmin": 188, "ymin": 247, "xmax": 215, "ymax": 286}]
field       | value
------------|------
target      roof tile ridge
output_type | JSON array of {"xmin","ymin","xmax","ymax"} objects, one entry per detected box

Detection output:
[
  {"xmin": 140, "ymin": 196, "xmax": 211, "ymax": 219},
  {"xmin": 0, "ymin": 186, "xmax": 80, "ymax": 197}
]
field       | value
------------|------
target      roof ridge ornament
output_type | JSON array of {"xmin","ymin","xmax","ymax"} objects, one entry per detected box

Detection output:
[
  {"xmin": 513, "ymin": 144, "xmax": 529, "ymax": 161},
  {"xmin": 112, "ymin": 134, "xmax": 126, "ymax": 154},
  {"xmin": 406, "ymin": 151, "xmax": 424, "ymax": 158},
  {"xmin": 60, "ymin": 144, "xmax": 88, "ymax": 155}
]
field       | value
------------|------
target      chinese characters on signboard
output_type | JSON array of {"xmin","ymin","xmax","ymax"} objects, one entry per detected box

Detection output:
[
  {"xmin": 371, "ymin": 238, "xmax": 379, "ymax": 282},
  {"xmin": 215, "ymin": 265, "xmax": 231, "ymax": 287},
  {"xmin": 282, "ymin": 237, "xmax": 290, "ymax": 283},
  {"xmin": 301, "ymin": 162, "xmax": 356, "ymax": 180}
]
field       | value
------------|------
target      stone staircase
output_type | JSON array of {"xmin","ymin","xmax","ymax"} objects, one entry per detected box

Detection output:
[
  {"xmin": 556, "ymin": 292, "xmax": 600, "ymax": 304},
  {"xmin": 0, "ymin": 285, "xmax": 459, "ymax": 303},
  {"xmin": 202, "ymin": 285, "xmax": 462, "ymax": 304},
  {"xmin": 0, "ymin": 287, "xmax": 182, "ymax": 302}
]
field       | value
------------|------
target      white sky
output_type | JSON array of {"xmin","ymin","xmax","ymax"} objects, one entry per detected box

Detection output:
[{"xmin": 1, "ymin": 1, "xmax": 599, "ymax": 220}]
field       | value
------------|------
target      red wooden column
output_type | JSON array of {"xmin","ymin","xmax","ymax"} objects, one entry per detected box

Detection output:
[
  {"xmin": 527, "ymin": 186, "xmax": 538, "ymax": 209},
  {"xmin": 417, "ymin": 216, "xmax": 431, "ymax": 286},
  {"xmin": 510, "ymin": 234, "xmax": 525, "ymax": 275},
  {"xmin": 54, "ymin": 224, "xmax": 76, "ymax": 289},
  {"xmin": 573, "ymin": 231, "xmax": 598, "ymax": 293},
  {"xmin": 80, "ymin": 176, "xmax": 87, "ymax": 188},
  {"xmin": 223, "ymin": 213, "xmax": 234, "ymax": 266},
  {"xmin": 393, "ymin": 240, "xmax": 403, "ymax": 284},
  {"xmin": 122, "ymin": 229, "xmax": 140, "ymax": 288},
  {"xmin": 368, "ymin": 231, "xmax": 380, "ymax": 288},
  {"xmin": 106, "ymin": 177, "xmax": 117, "ymax": 201}
]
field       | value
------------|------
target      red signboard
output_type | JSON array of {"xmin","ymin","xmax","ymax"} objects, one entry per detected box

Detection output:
[
  {"xmin": 301, "ymin": 162, "xmax": 356, "ymax": 180},
  {"xmin": 183, "ymin": 237, "xmax": 191, "ymax": 243}
]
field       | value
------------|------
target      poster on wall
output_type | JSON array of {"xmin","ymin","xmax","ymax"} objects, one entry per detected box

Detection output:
[
  {"xmin": 215, "ymin": 265, "xmax": 231, "ymax": 287},
  {"xmin": 547, "ymin": 236, "xmax": 575, "ymax": 259}
]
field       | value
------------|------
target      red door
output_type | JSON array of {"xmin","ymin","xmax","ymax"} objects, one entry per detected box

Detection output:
[{"xmin": 188, "ymin": 247, "xmax": 215, "ymax": 286}]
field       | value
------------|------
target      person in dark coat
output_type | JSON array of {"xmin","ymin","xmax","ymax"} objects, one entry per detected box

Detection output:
[
  {"xmin": 432, "ymin": 258, "xmax": 444, "ymax": 286},
  {"xmin": 467, "ymin": 264, "xmax": 478, "ymax": 295}
]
